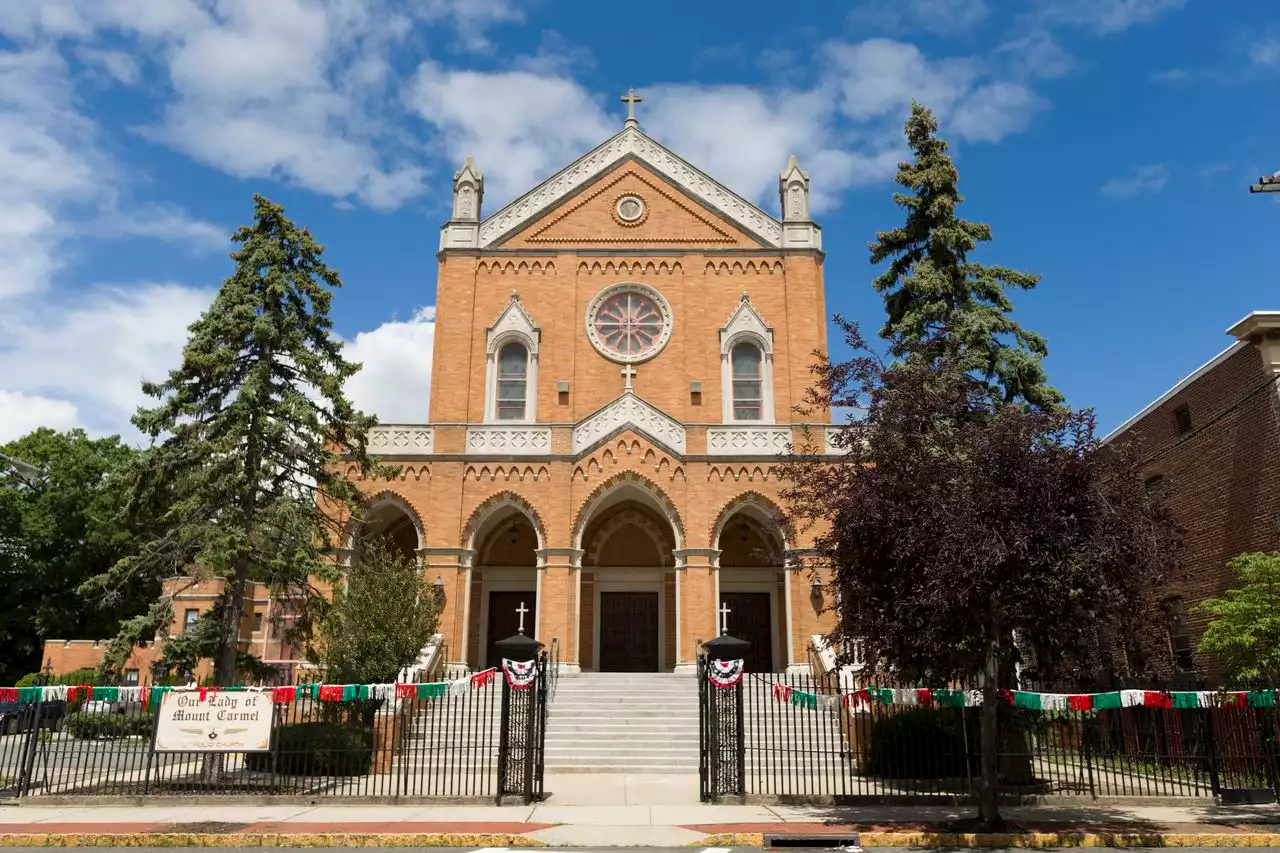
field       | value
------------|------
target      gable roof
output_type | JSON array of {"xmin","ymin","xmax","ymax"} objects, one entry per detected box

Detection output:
[{"xmin": 478, "ymin": 126, "xmax": 783, "ymax": 249}]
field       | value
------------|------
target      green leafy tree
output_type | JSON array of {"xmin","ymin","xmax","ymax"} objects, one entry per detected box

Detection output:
[
  {"xmin": 86, "ymin": 195, "xmax": 386, "ymax": 687},
  {"xmin": 1195, "ymin": 552, "xmax": 1280, "ymax": 686},
  {"xmin": 321, "ymin": 537, "xmax": 443, "ymax": 686},
  {"xmin": 870, "ymin": 103, "xmax": 1062, "ymax": 410},
  {"xmin": 0, "ymin": 429, "xmax": 150, "ymax": 684}
]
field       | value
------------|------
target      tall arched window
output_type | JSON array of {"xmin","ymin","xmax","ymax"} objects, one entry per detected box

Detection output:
[
  {"xmin": 495, "ymin": 342, "xmax": 528, "ymax": 420},
  {"xmin": 731, "ymin": 342, "xmax": 763, "ymax": 421}
]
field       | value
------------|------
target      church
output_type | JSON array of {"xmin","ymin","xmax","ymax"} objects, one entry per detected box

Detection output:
[{"xmin": 347, "ymin": 95, "xmax": 839, "ymax": 676}]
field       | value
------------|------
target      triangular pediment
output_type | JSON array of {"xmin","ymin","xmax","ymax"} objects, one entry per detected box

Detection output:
[
  {"xmin": 478, "ymin": 126, "xmax": 783, "ymax": 249},
  {"xmin": 501, "ymin": 162, "xmax": 757, "ymax": 249},
  {"xmin": 572, "ymin": 392, "xmax": 686, "ymax": 456}
]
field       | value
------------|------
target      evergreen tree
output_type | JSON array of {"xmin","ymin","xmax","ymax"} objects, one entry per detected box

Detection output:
[
  {"xmin": 870, "ymin": 103, "xmax": 1062, "ymax": 410},
  {"xmin": 87, "ymin": 195, "xmax": 386, "ymax": 686}
]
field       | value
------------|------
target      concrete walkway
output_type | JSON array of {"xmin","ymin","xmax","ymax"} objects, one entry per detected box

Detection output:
[{"xmin": 2, "ymin": 774, "xmax": 1279, "ymax": 847}]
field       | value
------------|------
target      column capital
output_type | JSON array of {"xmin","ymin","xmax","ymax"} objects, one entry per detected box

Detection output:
[
  {"xmin": 536, "ymin": 547, "xmax": 584, "ymax": 569},
  {"xmin": 416, "ymin": 547, "xmax": 475, "ymax": 568},
  {"xmin": 674, "ymin": 548, "xmax": 721, "ymax": 569}
]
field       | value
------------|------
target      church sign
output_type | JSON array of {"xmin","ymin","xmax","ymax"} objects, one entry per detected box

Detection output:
[{"xmin": 154, "ymin": 689, "xmax": 272, "ymax": 753}]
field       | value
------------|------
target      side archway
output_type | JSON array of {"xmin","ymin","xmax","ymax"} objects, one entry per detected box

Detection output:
[{"xmin": 347, "ymin": 490, "xmax": 425, "ymax": 560}]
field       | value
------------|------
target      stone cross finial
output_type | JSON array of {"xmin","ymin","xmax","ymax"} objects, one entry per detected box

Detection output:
[
  {"xmin": 621, "ymin": 88, "xmax": 643, "ymax": 127},
  {"xmin": 510, "ymin": 290, "xmax": 520, "ymax": 302}
]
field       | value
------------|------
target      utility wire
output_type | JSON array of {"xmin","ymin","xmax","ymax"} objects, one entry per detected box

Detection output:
[{"xmin": 1137, "ymin": 372, "xmax": 1280, "ymax": 469}]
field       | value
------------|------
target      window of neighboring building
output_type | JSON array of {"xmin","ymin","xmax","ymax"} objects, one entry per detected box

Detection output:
[
  {"xmin": 731, "ymin": 342, "xmax": 764, "ymax": 421},
  {"xmin": 253, "ymin": 612, "xmax": 263, "ymax": 632},
  {"xmin": 124, "ymin": 669, "xmax": 139, "ymax": 686},
  {"xmin": 1145, "ymin": 474, "xmax": 1166, "ymax": 500},
  {"xmin": 183, "ymin": 608, "xmax": 199, "ymax": 633},
  {"xmin": 1174, "ymin": 403, "xmax": 1193, "ymax": 437},
  {"xmin": 495, "ymin": 342, "xmax": 528, "ymax": 420},
  {"xmin": 1166, "ymin": 598, "xmax": 1196, "ymax": 672}
]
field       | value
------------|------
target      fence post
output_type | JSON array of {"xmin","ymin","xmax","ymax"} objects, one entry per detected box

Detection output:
[
  {"xmin": 702, "ymin": 633, "xmax": 750, "ymax": 802},
  {"xmin": 1203, "ymin": 707, "xmax": 1222, "ymax": 800},
  {"xmin": 494, "ymin": 631, "xmax": 543, "ymax": 805},
  {"xmin": 17, "ymin": 694, "xmax": 45, "ymax": 797}
]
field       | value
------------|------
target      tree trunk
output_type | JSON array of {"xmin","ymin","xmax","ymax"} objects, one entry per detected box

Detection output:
[
  {"xmin": 213, "ymin": 561, "xmax": 249, "ymax": 686},
  {"xmin": 978, "ymin": 616, "xmax": 1002, "ymax": 827}
]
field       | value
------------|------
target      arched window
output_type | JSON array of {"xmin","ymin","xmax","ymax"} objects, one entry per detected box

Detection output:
[
  {"xmin": 495, "ymin": 342, "xmax": 528, "ymax": 420},
  {"xmin": 731, "ymin": 342, "xmax": 763, "ymax": 421}
]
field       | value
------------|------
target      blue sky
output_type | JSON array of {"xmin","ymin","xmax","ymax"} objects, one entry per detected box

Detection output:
[{"xmin": 0, "ymin": 0, "xmax": 1274, "ymax": 443}]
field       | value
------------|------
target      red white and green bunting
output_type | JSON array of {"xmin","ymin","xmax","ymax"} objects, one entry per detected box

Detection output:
[
  {"xmin": 501, "ymin": 659, "xmax": 538, "ymax": 691},
  {"xmin": 1, "ymin": 669, "xmax": 502, "ymax": 706},
  {"xmin": 707, "ymin": 659, "xmax": 746, "ymax": 689},
  {"xmin": 768, "ymin": 684, "xmax": 1279, "ymax": 711}
]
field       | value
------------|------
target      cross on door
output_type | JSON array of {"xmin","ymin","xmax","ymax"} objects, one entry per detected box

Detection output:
[
  {"xmin": 515, "ymin": 600, "xmax": 529, "ymax": 634},
  {"xmin": 718, "ymin": 601, "xmax": 732, "ymax": 635}
]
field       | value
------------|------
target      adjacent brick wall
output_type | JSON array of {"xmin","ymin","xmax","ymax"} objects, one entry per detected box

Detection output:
[{"xmin": 1112, "ymin": 342, "xmax": 1280, "ymax": 682}]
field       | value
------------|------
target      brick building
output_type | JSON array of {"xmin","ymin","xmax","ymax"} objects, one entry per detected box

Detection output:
[
  {"xmin": 1107, "ymin": 311, "xmax": 1280, "ymax": 682},
  {"xmin": 41, "ymin": 102, "xmax": 840, "ymax": 682},
  {"xmin": 342, "ymin": 105, "xmax": 839, "ymax": 676}
]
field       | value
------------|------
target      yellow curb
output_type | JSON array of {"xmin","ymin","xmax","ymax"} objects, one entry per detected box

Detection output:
[
  {"xmin": 695, "ymin": 831, "xmax": 1280, "ymax": 848},
  {"xmin": 0, "ymin": 833, "xmax": 547, "ymax": 848}
]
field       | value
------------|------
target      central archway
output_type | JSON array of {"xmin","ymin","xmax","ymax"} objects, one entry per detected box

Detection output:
[
  {"xmin": 574, "ymin": 473, "xmax": 683, "ymax": 672},
  {"xmin": 462, "ymin": 493, "xmax": 544, "ymax": 669}
]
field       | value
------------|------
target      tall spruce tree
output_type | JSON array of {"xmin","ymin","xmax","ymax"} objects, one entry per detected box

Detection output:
[
  {"xmin": 870, "ymin": 102, "xmax": 1062, "ymax": 410},
  {"xmin": 88, "ymin": 195, "xmax": 384, "ymax": 686}
]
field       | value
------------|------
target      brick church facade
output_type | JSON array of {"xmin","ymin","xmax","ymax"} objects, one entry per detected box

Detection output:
[
  {"xmin": 348, "ymin": 107, "xmax": 838, "ymax": 676},
  {"xmin": 40, "ymin": 104, "xmax": 840, "ymax": 681}
]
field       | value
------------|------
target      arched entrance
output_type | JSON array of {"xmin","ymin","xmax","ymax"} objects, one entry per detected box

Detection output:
[
  {"xmin": 356, "ymin": 496, "xmax": 423, "ymax": 561},
  {"xmin": 466, "ymin": 498, "xmax": 542, "ymax": 669},
  {"xmin": 575, "ymin": 477, "xmax": 682, "ymax": 672},
  {"xmin": 714, "ymin": 497, "xmax": 789, "ymax": 673}
]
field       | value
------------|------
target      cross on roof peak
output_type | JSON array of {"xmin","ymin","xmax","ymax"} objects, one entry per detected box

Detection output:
[{"xmin": 621, "ymin": 88, "xmax": 643, "ymax": 127}]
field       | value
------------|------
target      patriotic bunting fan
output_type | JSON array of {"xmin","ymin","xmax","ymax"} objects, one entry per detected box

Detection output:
[
  {"xmin": 707, "ymin": 658, "xmax": 745, "ymax": 688},
  {"xmin": 502, "ymin": 658, "xmax": 538, "ymax": 690}
]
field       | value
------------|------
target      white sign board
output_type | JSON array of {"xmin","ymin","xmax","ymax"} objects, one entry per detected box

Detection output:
[{"xmin": 154, "ymin": 689, "xmax": 272, "ymax": 753}]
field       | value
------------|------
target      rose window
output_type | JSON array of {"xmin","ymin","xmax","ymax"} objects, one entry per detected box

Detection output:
[{"xmin": 585, "ymin": 284, "xmax": 673, "ymax": 363}]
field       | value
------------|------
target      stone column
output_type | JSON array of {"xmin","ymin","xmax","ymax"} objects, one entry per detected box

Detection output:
[
  {"xmin": 418, "ymin": 546, "xmax": 475, "ymax": 676},
  {"xmin": 535, "ymin": 547, "xmax": 584, "ymax": 674},
  {"xmin": 673, "ymin": 548, "xmax": 721, "ymax": 672},
  {"xmin": 784, "ymin": 547, "xmax": 826, "ymax": 676}
]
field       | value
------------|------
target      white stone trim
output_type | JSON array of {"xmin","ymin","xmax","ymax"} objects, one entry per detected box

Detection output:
[
  {"xmin": 368, "ymin": 425, "xmax": 434, "ymax": 455},
  {"xmin": 477, "ymin": 126, "xmax": 783, "ymax": 248},
  {"xmin": 484, "ymin": 296, "xmax": 540, "ymax": 423},
  {"xmin": 572, "ymin": 392, "xmax": 686, "ymax": 454},
  {"xmin": 706, "ymin": 426, "xmax": 790, "ymax": 456},
  {"xmin": 465, "ymin": 425, "xmax": 552, "ymax": 455},
  {"xmin": 720, "ymin": 294, "xmax": 775, "ymax": 424}
]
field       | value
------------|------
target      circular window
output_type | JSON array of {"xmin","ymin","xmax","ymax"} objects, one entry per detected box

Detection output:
[
  {"xmin": 614, "ymin": 194, "xmax": 646, "ymax": 225},
  {"xmin": 585, "ymin": 283, "xmax": 673, "ymax": 363}
]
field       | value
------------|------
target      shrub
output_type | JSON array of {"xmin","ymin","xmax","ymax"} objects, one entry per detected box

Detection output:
[
  {"xmin": 63, "ymin": 711, "xmax": 153, "ymax": 740},
  {"xmin": 14, "ymin": 668, "xmax": 102, "ymax": 689},
  {"xmin": 244, "ymin": 722, "xmax": 372, "ymax": 776},
  {"xmin": 865, "ymin": 707, "xmax": 977, "ymax": 779}
]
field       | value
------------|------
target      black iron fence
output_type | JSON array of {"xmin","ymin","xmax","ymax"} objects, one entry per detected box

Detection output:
[
  {"xmin": 0, "ymin": 651, "xmax": 549, "ymax": 802},
  {"xmin": 699, "ymin": 662, "xmax": 1280, "ymax": 803}
]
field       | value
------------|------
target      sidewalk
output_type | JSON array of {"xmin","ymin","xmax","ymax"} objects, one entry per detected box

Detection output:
[{"xmin": 2, "ymin": 774, "xmax": 1279, "ymax": 847}]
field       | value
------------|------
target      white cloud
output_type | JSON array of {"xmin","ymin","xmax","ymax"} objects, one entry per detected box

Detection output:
[
  {"xmin": 1249, "ymin": 37, "xmax": 1280, "ymax": 69},
  {"xmin": 848, "ymin": 0, "xmax": 990, "ymax": 37},
  {"xmin": 1036, "ymin": 0, "xmax": 1187, "ymax": 35},
  {"xmin": 1101, "ymin": 163, "xmax": 1170, "ymax": 199},
  {"xmin": 0, "ymin": 283, "xmax": 214, "ymax": 442},
  {"xmin": 408, "ymin": 62, "xmax": 614, "ymax": 205},
  {"xmin": 344, "ymin": 307, "xmax": 438, "ymax": 424},
  {"xmin": 92, "ymin": 204, "xmax": 228, "ymax": 252},
  {"xmin": 74, "ymin": 46, "xmax": 141, "ymax": 84},
  {"xmin": 0, "ymin": 391, "xmax": 80, "ymax": 443}
]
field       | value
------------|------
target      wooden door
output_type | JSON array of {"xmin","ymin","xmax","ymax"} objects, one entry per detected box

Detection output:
[
  {"xmin": 720, "ymin": 592, "xmax": 774, "ymax": 672},
  {"xmin": 487, "ymin": 591, "xmax": 536, "ymax": 668},
  {"xmin": 598, "ymin": 592, "xmax": 659, "ymax": 672}
]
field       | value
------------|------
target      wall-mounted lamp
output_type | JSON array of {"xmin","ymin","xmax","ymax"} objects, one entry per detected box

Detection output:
[{"xmin": 810, "ymin": 576, "xmax": 823, "ymax": 604}]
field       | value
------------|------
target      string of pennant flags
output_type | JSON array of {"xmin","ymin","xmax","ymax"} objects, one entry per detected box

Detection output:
[
  {"xmin": 0, "ymin": 659, "xmax": 540, "ymax": 707},
  {"xmin": 702, "ymin": 662, "xmax": 1278, "ymax": 711},
  {"xmin": 766, "ymin": 684, "xmax": 1279, "ymax": 711}
]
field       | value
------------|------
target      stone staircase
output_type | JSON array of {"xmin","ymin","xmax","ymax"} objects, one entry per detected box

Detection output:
[{"xmin": 543, "ymin": 673, "xmax": 699, "ymax": 774}]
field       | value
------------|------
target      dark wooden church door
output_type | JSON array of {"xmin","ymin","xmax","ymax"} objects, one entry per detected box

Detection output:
[
  {"xmin": 720, "ymin": 592, "xmax": 774, "ymax": 672},
  {"xmin": 598, "ymin": 592, "xmax": 659, "ymax": 671},
  {"xmin": 487, "ymin": 591, "xmax": 536, "ymax": 668}
]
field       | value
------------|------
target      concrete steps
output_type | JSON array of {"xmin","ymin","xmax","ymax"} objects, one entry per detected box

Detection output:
[{"xmin": 543, "ymin": 673, "xmax": 699, "ymax": 774}]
